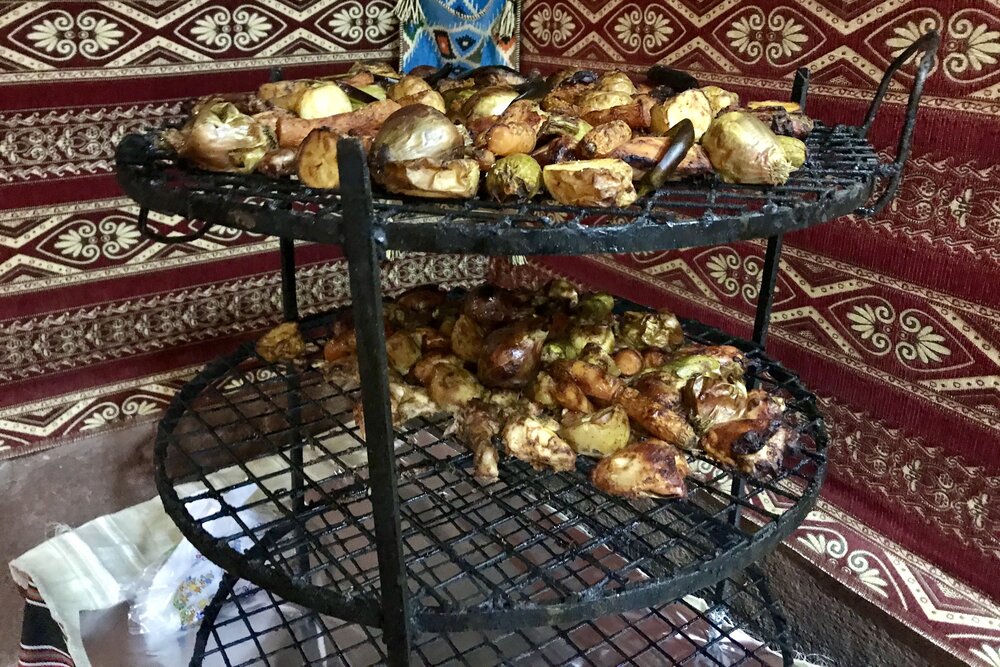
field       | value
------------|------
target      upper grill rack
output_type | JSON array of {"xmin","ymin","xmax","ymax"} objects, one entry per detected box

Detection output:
[
  {"xmin": 155, "ymin": 306, "xmax": 826, "ymax": 633},
  {"xmin": 116, "ymin": 123, "xmax": 880, "ymax": 256}
]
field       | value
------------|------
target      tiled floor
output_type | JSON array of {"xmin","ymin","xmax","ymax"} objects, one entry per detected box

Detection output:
[{"xmin": 0, "ymin": 421, "xmax": 962, "ymax": 667}]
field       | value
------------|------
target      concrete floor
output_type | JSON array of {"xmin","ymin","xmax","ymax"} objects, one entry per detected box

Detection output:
[{"xmin": 0, "ymin": 422, "xmax": 963, "ymax": 667}]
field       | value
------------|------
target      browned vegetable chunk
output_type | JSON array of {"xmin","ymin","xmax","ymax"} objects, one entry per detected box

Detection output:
[
  {"xmin": 379, "ymin": 158, "xmax": 480, "ymax": 199},
  {"xmin": 256, "ymin": 148, "xmax": 298, "ymax": 178},
  {"xmin": 257, "ymin": 322, "xmax": 306, "ymax": 362},
  {"xmin": 477, "ymin": 320, "xmax": 548, "ymax": 389},
  {"xmin": 576, "ymin": 120, "xmax": 633, "ymax": 159}
]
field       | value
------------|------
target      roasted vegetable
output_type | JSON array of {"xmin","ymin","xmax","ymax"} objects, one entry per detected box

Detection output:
[
  {"xmin": 427, "ymin": 363, "xmax": 484, "ymax": 410},
  {"xmin": 297, "ymin": 128, "xmax": 342, "ymax": 189},
  {"xmin": 256, "ymin": 148, "xmax": 298, "ymax": 178},
  {"xmin": 463, "ymin": 284, "xmax": 527, "ymax": 324},
  {"xmin": 387, "ymin": 75, "xmax": 433, "ymax": 101},
  {"xmin": 581, "ymin": 95, "xmax": 657, "ymax": 131},
  {"xmin": 578, "ymin": 91, "xmax": 633, "ymax": 115},
  {"xmin": 617, "ymin": 311, "xmax": 683, "ymax": 350},
  {"xmin": 397, "ymin": 89, "xmax": 447, "ymax": 113},
  {"xmin": 541, "ymin": 114, "xmax": 592, "ymax": 141},
  {"xmin": 613, "ymin": 348, "xmax": 644, "ymax": 376},
  {"xmin": 542, "ymin": 159, "xmax": 638, "ymax": 207},
  {"xmin": 258, "ymin": 79, "xmax": 312, "ymax": 103},
  {"xmin": 546, "ymin": 278, "xmax": 579, "ymax": 307},
  {"xmin": 608, "ymin": 138, "xmax": 711, "ymax": 181},
  {"xmin": 462, "ymin": 86, "xmax": 520, "ymax": 122},
  {"xmin": 577, "ymin": 120, "xmax": 633, "ymax": 159},
  {"xmin": 701, "ymin": 112, "xmax": 792, "ymax": 185},
  {"xmin": 591, "ymin": 440, "xmax": 689, "ymax": 498},
  {"xmin": 650, "ymin": 89, "xmax": 713, "ymax": 141},
  {"xmin": 486, "ymin": 153, "xmax": 543, "ymax": 202},
  {"xmin": 178, "ymin": 101, "xmax": 275, "ymax": 173},
  {"xmin": 297, "ymin": 83, "xmax": 353, "ymax": 119},
  {"xmin": 747, "ymin": 108, "xmax": 815, "ymax": 139},
  {"xmin": 445, "ymin": 88, "xmax": 477, "ymax": 121},
  {"xmin": 577, "ymin": 293, "xmax": 615, "ymax": 323},
  {"xmin": 451, "ymin": 314, "xmax": 485, "ymax": 362},
  {"xmin": 370, "ymin": 105, "xmax": 464, "ymax": 167},
  {"xmin": 478, "ymin": 121, "xmax": 538, "ymax": 157},
  {"xmin": 379, "ymin": 157, "xmax": 480, "ymax": 199},
  {"xmin": 568, "ymin": 323, "xmax": 615, "ymax": 356},
  {"xmin": 531, "ymin": 135, "xmax": 579, "ymax": 166},
  {"xmin": 596, "ymin": 72, "xmax": 636, "ymax": 96},
  {"xmin": 256, "ymin": 322, "xmax": 306, "ymax": 362},
  {"xmin": 777, "ymin": 136, "xmax": 807, "ymax": 169},
  {"xmin": 477, "ymin": 320, "xmax": 548, "ymax": 389},
  {"xmin": 276, "ymin": 98, "xmax": 401, "ymax": 149},
  {"xmin": 700, "ymin": 86, "xmax": 740, "ymax": 116},
  {"xmin": 385, "ymin": 331, "xmax": 422, "ymax": 375},
  {"xmin": 560, "ymin": 405, "xmax": 630, "ymax": 457}
]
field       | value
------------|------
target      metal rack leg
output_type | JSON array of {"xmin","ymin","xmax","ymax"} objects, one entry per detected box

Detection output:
[
  {"xmin": 338, "ymin": 138, "xmax": 412, "ymax": 666},
  {"xmin": 716, "ymin": 68, "xmax": 808, "ymax": 605}
]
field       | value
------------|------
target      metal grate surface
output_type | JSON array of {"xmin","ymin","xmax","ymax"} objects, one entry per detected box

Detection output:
[
  {"xmin": 116, "ymin": 124, "xmax": 880, "ymax": 256},
  {"xmin": 191, "ymin": 567, "xmax": 793, "ymax": 667},
  {"xmin": 155, "ymin": 305, "xmax": 827, "ymax": 631}
]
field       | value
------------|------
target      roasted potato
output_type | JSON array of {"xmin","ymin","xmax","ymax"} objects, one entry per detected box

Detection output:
[
  {"xmin": 397, "ymin": 89, "xmax": 447, "ymax": 113},
  {"xmin": 462, "ymin": 86, "xmax": 520, "ymax": 122},
  {"xmin": 379, "ymin": 158, "xmax": 481, "ymax": 199},
  {"xmin": 650, "ymin": 89, "xmax": 713, "ymax": 140},
  {"xmin": 179, "ymin": 102, "xmax": 275, "ymax": 173},
  {"xmin": 258, "ymin": 79, "xmax": 312, "ymax": 103},
  {"xmin": 613, "ymin": 348, "xmax": 644, "ymax": 376},
  {"xmin": 297, "ymin": 128, "xmax": 342, "ymax": 189},
  {"xmin": 388, "ymin": 75, "xmax": 433, "ymax": 101},
  {"xmin": 596, "ymin": 72, "xmax": 636, "ymax": 96},
  {"xmin": 578, "ymin": 91, "xmax": 634, "ymax": 115},
  {"xmin": 477, "ymin": 320, "xmax": 548, "ymax": 389},
  {"xmin": 542, "ymin": 159, "xmax": 638, "ymax": 207},
  {"xmin": 297, "ymin": 83, "xmax": 353, "ymax": 119},
  {"xmin": 560, "ymin": 405, "xmax": 630, "ymax": 457},
  {"xmin": 478, "ymin": 121, "xmax": 538, "ymax": 157},
  {"xmin": 576, "ymin": 120, "xmax": 633, "ymax": 159},
  {"xmin": 701, "ymin": 86, "xmax": 740, "ymax": 116}
]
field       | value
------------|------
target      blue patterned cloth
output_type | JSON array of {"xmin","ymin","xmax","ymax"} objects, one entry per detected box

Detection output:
[{"xmin": 397, "ymin": 0, "xmax": 518, "ymax": 74}]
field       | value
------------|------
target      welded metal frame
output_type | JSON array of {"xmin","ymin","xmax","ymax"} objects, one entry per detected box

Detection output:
[{"xmin": 127, "ymin": 31, "xmax": 939, "ymax": 667}]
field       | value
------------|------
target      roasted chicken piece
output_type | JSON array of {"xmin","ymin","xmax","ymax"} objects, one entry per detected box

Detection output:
[
  {"xmin": 532, "ymin": 370, "xmax": 594, "ymax": 413},
  {"xmin": 682, "ymin": 374, "xmax": 748, "ymax": 432},
  {"xmin": 409, "ymin": 354, "xmax": 485, "ymax": 411},
  {"xmin": 591, "ymin": 440, "xmax": 689, "ymax": 498},
  {"xmin": 549, "ymin": 359, "xmax": 624, "ymax": 403},
  {"xmin": 700, "ymin": 389, "xmax": 796, "ymax": 475},
  {"xmin": 615, "ymin": 387, "xmax": 697, "ymax": 449},
  {"xmin": 353, "ymin": 376, "xmax": 439, "ymax": 439},
  {"xmin": 502, "ymin": 414, "xmax": 577, "ymax": 472},
  {"xmin": 451, "ymin": 398, "xmax": 504, "ymax": 480}
]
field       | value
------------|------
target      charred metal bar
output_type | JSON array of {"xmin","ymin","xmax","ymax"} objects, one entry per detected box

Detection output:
[
  {"xmin": 751, "ymin": 235, "xmax": 785, "ymax": 350},
  {"xmin": 791, "ymin": 67, "xmax": 810, "ymax": 112},
  {"xmin": 338, "ymin": 137, "xmax": 412, "ymax": 666}
]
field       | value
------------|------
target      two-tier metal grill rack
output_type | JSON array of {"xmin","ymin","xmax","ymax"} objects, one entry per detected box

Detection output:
[{"xmin": 115, "ymin": 31, "xmax": 938, "ymax": 667}]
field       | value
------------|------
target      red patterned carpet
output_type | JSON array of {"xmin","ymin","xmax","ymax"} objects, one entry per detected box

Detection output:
[{"xmin": 1, "ymin": 1, "xmax": 998, "ymax": 664}]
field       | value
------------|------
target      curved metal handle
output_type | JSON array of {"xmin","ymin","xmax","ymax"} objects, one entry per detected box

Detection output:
[
  {"xmin": 136, "ymin": 206, "xmax": 214, "ymax": 244},
  {"xmin": 857, "ymin": 29, "xmax": 940, "ymax": 217}
]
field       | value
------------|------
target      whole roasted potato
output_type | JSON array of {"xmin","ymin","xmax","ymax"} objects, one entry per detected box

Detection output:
[
  {"xmin": 578, "ymin": 91, "xmax": 634, "ymax": 115},
  {"xmin": 388, "ymin": 75, "xmax": 433, "ymax": 101},
  {"xmin": 700, "ymin": 86, "xmax": 740, "ymax": 116},
  {"xmin": 297, "ymin": 128, "xmax": 342, "ymax": 189},
  {"xmin": 397, "ymin": 89, "xmax": 447, "ymax": 113},
  {"xmin": 296, "ymin": 83, "xmax": 353, "ymax": 119},
  {"xmin": 451, "ymin": 314, "xmax": 485, "ymax": 362},
  {"xmin": 596, "ymin": 72, "xmax": 636, "ymax": 96},
  {"xmin": 462, "ymin": 86, "xmax": 520, "ymax": 122},
  {"xmin": 478, "ymin": 121, "xmax": 538, "ymax": 157},
  {"xmin": 542, "ymin": 159, "xmax": 638, "ymax": 207},
  {"xmin": 477, "ymin": 320, "xmax": 548, "ymax": 389},
  {"xmin": 486, "ymin": 153, "xmax": 543, "ymax": 201},
  {"xmin": 560, "ymin": 405, "xmax": 631, "ymax": 457}
]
